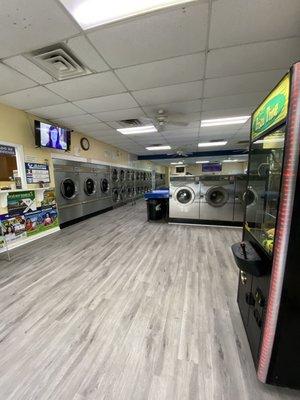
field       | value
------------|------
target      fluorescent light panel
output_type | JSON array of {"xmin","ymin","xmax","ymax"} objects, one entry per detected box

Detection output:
[
  {"xmin": 60, "ymin": 0, "xmax": 196, "ymax": 30},
  {"xmin": 201, "ymin": 116, "xmax": 250, "ymax": 127},
  {"xmin": 146, "ymin": 145, "xmax": 171, "ymax": 151},
  {"xmin": 256, "ymin": 137, "xmax": 284, "ymax": 144},
  {"xmin": 170, "ymin": 161, "xmax": 183, "ymax": 165},
  {"xmin": 195, "ymin": 160, "xmax": 209, "ymax": 164},
  {"xmin": 198, "ymin": 141, "xmax": 227, "ymax": 147},
  {"xmin": 117, "ymin": 125, "xmax": 157, "ymax": 135}
]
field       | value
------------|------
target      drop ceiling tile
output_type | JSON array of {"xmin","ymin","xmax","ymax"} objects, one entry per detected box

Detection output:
[
  {"xmin": 201, "ymin": 107, "xmax": 254, "ymax": 119},
  {"xmin": 202, "ymin": 92, "xmax": 266, "ymax": 112},
  {"xmin": 65, "ymin": 36, "xmax": 109, "ymax": 73},
  {"xmin": 93, "ymin": 107, "xmax": 145, "ymax": 122},
  {"xmin": 71, "ymin": 122, "xmax": 110, "ymax": 132},
  {"xmin": 143, "ymin": 99, "xmax": 202, "ymax": 116},
  {"xmin": 132, "ymin": 81, "xmax": 203, "ymax": 106},
  {"xmin": 28, "ymin": 103, "xmax": 85, "ymax": 119},
  {"xmin": 53, "ymin": 114, "xmax": 101, "ymax": 127},
  {"xmin": 0, "ymin": 0, "xmax": 79, "ymax": 58},
  {"xmin": 46, "ymin": 72, "xmax": 126, "ymax": 101},
  {"xmin": 115, "ymin": 53, "xmax": 205, "ymax": 91},
  {"xmin": 0, "ymin": 86, "xmax": 65, "ymax": 110},
  {"xmin": 199, "ymin": 125, "xmax": 242, "ymax": 137},
  {"xmin": 0, "ymin": 64, "xmax": 36, "ymax": 95},
  {"xmin": 3, "ymin": 56, "xmax": 55, "ymax": 84},
  {"xmin": 88, "ymin": 3, "xmax": 209, "ymax": 68},
  {"xmin": 209, "ymin": 0, "xmax": 300, "ymax": 49},
  {"xmin": 206, "ymin": 37, "xmax": 300, "ymax": 79},
  {"xmin": 204, "ymin": 69, "xmax": 286, "ymax": 98},
  {"xmin": 74, "ymin": 93, "xmax": 139, "ymax": 113}
]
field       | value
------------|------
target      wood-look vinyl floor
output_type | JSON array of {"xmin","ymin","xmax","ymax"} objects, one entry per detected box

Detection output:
[{"xmin": 0, "ymin": 201, "xmax": 298, "ymax": 400}]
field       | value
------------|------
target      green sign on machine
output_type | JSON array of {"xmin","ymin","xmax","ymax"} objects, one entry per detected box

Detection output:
[{"xmin": 251, "ymin": 74, "xmax": 290, "ymax": 141}]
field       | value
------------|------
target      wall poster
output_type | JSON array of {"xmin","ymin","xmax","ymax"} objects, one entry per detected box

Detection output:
[{"xmin": 25, "ymin": 163, "xmax": 50, "ymax": 184}]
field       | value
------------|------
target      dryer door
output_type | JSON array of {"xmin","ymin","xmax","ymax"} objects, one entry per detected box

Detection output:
[
  {"xmin": 205, "ymin": 186, "xmax": 229, "ymax": 207},
  {"xmin": 175, "ymin": 187, "xmax": 195, "ymax": 205},
  {"xmin": 112, "ymin": 188, "xmax": 119, "ymax": 203},
  {"xmin": 61, "ymin": 178, "xmax": 78, "ymax": 200},
  {"xmin": 84, "ymin": 178, "xmax": 96, "ymax": 196},
  {"xmin": 112, "ymin": 168, "xmax": 118, "ymax": 182}
]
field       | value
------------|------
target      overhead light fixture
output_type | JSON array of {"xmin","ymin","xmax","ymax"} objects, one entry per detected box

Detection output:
[
  {"xmin": 170, "ymin": 161, "xmax": 183, "ymax": 165},
  {"xmin": 60, "ymin": 0, "xmax": 196, "ymax": 30},
  {"xmin": 223, "ymin": 159, "xmax": 239, "ymax": 163},
  {"xmin": 201, "ymin": 116, "xmax": 250, "ymax": 127},
  {"xmin": 117, "ymin": 125, "xmax": 157, "ymax": 135},
  {"xmin": 195, "ymin": 160, "xmax": 209, "ymax": 164},
  {"xmin": 146, "ymin": 145, "xmax": 171, "ymax": 151},
  {"xmin": 198, "ymin": 141, "xmax": 227, "ymax": 147},
  {"xmin": 256, "ymin": 137, "xmax": 284, "ymax": 144}
]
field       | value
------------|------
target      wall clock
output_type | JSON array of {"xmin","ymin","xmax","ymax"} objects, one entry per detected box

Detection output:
[{"xmin": 80, "ymin": 137, "xmax": 90, "ymax": 151}]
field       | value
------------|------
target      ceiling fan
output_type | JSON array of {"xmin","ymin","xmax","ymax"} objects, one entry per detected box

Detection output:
[
  {"xmin": 150, "ymin": 109, "xmax": 190, "ymax": 130},
  {"xmin": 167, "ymin": 146, "xmax": 193, "ymax": 158}
]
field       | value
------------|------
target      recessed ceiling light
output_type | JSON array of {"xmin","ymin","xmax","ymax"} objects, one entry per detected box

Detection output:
[
  {"xmin": 146, "ymin": 145, "xmax": 171, "ymax": 151},
  {"xmin": 195, "ymin": 160, "xmax": 209, "ymax": 164},
  {"xmin": 60, "ymin": 0, "xmax": 196, "ymax": 30},
  {"xmin": 198, "ymin": 141, "xmax": 227, "ymax": 147},
  {"xmin": 170, "ymin": 161, "xmax": 183, "ymax": 165},
  {"xmin": 117, "ymin": 125, "xmax": 157, "ymax": 134},
  {"xmin": 223, "ymin": 159, "xmax": 239, "ymax": 163},
  {"xmin": 201, "ymin": 116, "xmax": 250, "ymax": 127}
]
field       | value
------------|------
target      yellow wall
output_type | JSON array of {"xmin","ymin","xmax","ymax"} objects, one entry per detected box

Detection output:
[{"xmin": 0, "ymin": 102, "xmax": 167, "ymax": 189}]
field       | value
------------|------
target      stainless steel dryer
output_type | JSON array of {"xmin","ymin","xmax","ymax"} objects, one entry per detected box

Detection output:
[
  {"xmin": 169, "ymin": 175, "xmax": 200, "ymax": 220},
  {"xmin": 112, "ymin": 187, "xmax": 120, "ymax": 206},
  {"xmin": 53, "ymin": 159, "xmax": 82, "ymax": 225},
  {"xmin": 111, "ymin": 167, "xmax": 119, "ymax": 187},
  {"xmin": 78, "ymin": 163, "xmax": 98, "ymax": 216},
  {"xmin": 199, "ymin": 175, "xmax": 235, "ymax": 221}
]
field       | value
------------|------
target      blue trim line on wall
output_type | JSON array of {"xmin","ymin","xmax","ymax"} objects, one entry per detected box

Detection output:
[{"xmin": 137, "ymin": 149, "xmax": 248, "ymax": 160}]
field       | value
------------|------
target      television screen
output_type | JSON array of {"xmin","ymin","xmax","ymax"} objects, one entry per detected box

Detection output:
[
  {"xmin": 35, "ymin": 121, "xmax": 70, "ymax": 151},
  {"xmin": 176, "ymin": 167, "xmax": 185, "ymax": 173},
  {"xmin": 202, "ymin": 163, "xmax": 222, "ymax": 173}
]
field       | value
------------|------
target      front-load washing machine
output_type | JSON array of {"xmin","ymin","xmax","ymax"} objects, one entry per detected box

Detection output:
[
  {"xmin": 111, "ymin": 167, "xmax": 119, "ymax": 187},
  {"xmin": 169, "ymin": 176, "xmax": 200, "ymax": 220},
  {"xmin": 53, "ymin": 159, "xmax": 82, "ymax": 225},
  {"xmin": 95, "ymin": 164, "xmax": 112, "ymax": 211},
  {"xmin": 78, "ymin": 164, "xmax": 99, "ymax": 216},
  {"xmin": 233, "ymin": 175, "xmax": 247, "ymax": 222},
  {"xmin": 199, "ymin": 175, "xmax": 235, "ymax": 222}
]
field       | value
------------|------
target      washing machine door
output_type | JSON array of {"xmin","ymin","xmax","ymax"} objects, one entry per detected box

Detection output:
[
  {"xmin": 175, "ymin": 187, "xmax": 195, "ymax": 205},
  {"xmin": 112, "ymin": 168, "xmax": 118, "ymax": 182},
  {"xmin": 205, "ymin": 186, "xmax": 229, "ymax": 207},
  {"xmin": 61, "ymin": 178, "xmax": 78, "ymax": 200},
  {"xmin": 84, "ymin": 178, "xmax": 96, "ymax": 196},
  {"xmin": 243, "ymin": 187, "xmax": 256, "ymax": 206},
  {"xmin": 112, "ymin": 188, "xmax": 119, "ymax": 203},
  {"xmin": 100, "ymin": 178, "xmax": 109, "ymax": 193}
]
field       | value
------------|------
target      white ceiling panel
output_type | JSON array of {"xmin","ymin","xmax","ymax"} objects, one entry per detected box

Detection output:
[
  {"xmin": 65, "ymin": 36, "xmax": 109, "ymax": 72},
  {"xmin": 209, "ymin": 0, "xmax": 300, "ymax": 49},
  {"xmin": 199, "ymin": 125, "xmax": 242, "ymax": 137},
  {"xmin": 29, "ymin": 103, "xmax": 85, "ymax": 119},
  {"xmin": 74, "ymin": 93, "xmax": 139, "ymax": 113},
  {"xmin": 0, "ymin": 86, "xmax": 65, "ymax": 110},
  {"xmin": 71, "ymin": 122, "xmax": 110, "ymax": 132},
  {"xmin": 3, "ymin": 56, "xmax": 55, "ymax": 84},
  {"xmin": 201, "ymin": 107, "xmax": 254, "ymax": 120},
  {"xmin": 132, "ymin": 81, "xmax": 203, "ymax": 106},
  {"xmin": 93, "ymin": 107, "xmax": 145, "ymax": 122},
  {"xmin": 0, "ymin": 0, "xmax": 79, "ymax": 58},
  {"xmin": 143, "ymin": 99, "xmax": 202, "ymax": 116},
  {"xmin": 206, "ymin": 37, "xmax": 300, "ymax": 78},
  {"xmin": 202, "ymin": 92, "xmax": 267, "ymax": 112},
  {"xmin": 53, "ymin": 114, "xmax": 101, "ymax": 127},
  {"xmin": 204, "ymin": 69, "xmax": 286, "ymax": 98},
  {"xmin": 0, "ymin": 64, "xmax": 36, "ymax": 95},
  {"xmin": 88, "ymin": 3, "xmax": 208, "ymax": 68},
  {"xmin": 46, "ymin": 71, "xmax": 126, "ymax": 101},
  {"xmin": 115, "ymin": 53, "xmax": 205, "ymax": 91}
]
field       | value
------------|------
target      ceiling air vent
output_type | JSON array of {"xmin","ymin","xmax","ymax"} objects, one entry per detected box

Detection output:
[
  {"xmin": 28, "ymin": 44, "xmax": 92, "ymax": 80},
  {"xmin": 118, "ymin": 119, "xmax": 143, "ymax": 127}
]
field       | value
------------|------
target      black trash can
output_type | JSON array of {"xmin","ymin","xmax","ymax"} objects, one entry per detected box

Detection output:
[{"xmin": 147, "ymin": 199, "xmax": 166, "ymax": 221}]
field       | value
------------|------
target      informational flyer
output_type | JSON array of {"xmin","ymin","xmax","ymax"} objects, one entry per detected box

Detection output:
[
  {"xmin": 25, "ymin": 206, "xmax": 59, "ymax": 237},
  {"xmin": 7, "ymin": 191, "xmax": 37, "ymax": 216},
  {"xmin": 0, "ymin": 215, "xmax": 27, "ymax": 243},
  {"xmin": 25, "ymin": 163, "xmax": 50, "ymax": 184}
]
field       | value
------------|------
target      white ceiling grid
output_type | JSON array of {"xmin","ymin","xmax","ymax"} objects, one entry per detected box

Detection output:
[{"xmin": 0, "ymin": 0, "xmax": 299, "ymax": 156}]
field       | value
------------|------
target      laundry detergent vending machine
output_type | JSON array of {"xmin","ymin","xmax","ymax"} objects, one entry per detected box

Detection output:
[{"xmin": 232, "ymin": 62, "xmax": 300, "ymax": 389}]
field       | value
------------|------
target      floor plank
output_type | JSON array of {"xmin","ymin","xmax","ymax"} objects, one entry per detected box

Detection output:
[{"xmin": 0, "ymin": 201, "xmax": 298, "ymax": 400}]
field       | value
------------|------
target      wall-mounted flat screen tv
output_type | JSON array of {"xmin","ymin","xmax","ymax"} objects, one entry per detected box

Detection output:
[
  {"xmin": 35, "ymin": 121, "xmax": 71, "ymax": 151},
  {"xmin": 202, "ymin": 163, "xmax": 222, "ymax": 173}
]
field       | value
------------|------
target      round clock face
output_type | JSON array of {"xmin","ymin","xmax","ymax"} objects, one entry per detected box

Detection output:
[{"xmin": 80, "ymin": 137, "xmax": 90, "ymax": 151}]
